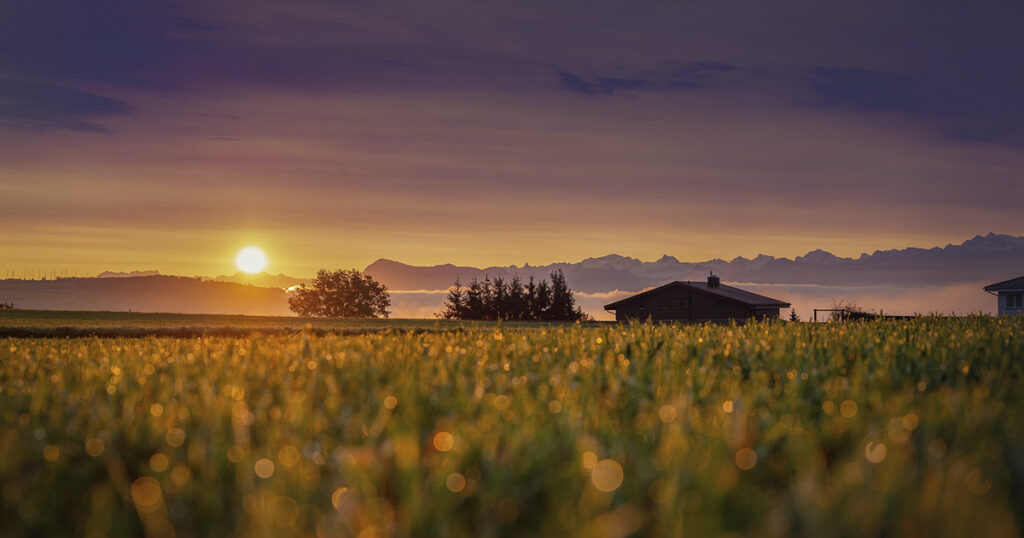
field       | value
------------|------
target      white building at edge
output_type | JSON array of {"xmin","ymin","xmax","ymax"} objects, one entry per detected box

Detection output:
[{"xmin": 984, "ymin": 276, "xmax": 1024, "ymax": 315}]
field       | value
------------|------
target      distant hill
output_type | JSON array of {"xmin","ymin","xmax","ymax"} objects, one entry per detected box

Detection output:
[
  {"xmin": 364, "ymin": 233, "xmax": 1024, "ymax": 293},
  {"xmin": 210, "ymin": 272, "xmax": 307, "ymax": 289},
  {"xmin": 0, "ymin": 275, "xmax": 291, "ymax": 316},
  {"xmin": 97, "ymin": 270, "xmax": 161, "ymax": 278}
]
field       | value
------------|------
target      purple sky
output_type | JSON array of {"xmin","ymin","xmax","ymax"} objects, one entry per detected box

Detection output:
[{"xmin": 2, "ymin": 1, "xmax": 1023, "ymax": 276}]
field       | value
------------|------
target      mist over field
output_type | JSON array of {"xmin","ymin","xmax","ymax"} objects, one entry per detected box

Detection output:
[
  {"xmin": 377, "ymin": 233, "xmax": 1017, "ymax": 319},
  {"xmin": 389, "ymin": 281, "xmax": 995, "ymax": 321}
]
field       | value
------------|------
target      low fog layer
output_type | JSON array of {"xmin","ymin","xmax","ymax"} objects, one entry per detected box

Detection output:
[{"xmin": 390, "ymin": 281, "xmax": 996, "ymax": 321}]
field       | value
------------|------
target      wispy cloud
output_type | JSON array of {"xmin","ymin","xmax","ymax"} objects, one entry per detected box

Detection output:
[
  {"xmin": 557, "ymin": 61, "xmax": 744, "ymax": 96},
  {"xmin": 805, "ymin": 65, "xmax": 1024, "ymax": 146},
  {"xmin": 0, "ymin": 79, "xmax": 131, "ymax": 133}
]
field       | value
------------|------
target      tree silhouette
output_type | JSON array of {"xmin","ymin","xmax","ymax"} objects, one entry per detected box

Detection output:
[
  {"xmin": 547, "ymin": 270, "xmax": 581, "ymax": 320},
  {"xmin": 288, "ymin": 269, "xmax": 390, "ymax": 318},
  {"xmin": 533, "ymin": 279, "xmax": 551, "ymax": 320},
  {"xmin": 442, "ymin": 279, "xmax": 465, "ymax": 319},
  {"xmin": 506, "ymin": 276, "xmax": 527, "ymax": 320},
  {"xmin": 464, "ymin": 278, "xmax": 485, "ymax": 320},
  {"xmin": 438, "ymin": 270, "xmax": 585, "ymax": 321}
]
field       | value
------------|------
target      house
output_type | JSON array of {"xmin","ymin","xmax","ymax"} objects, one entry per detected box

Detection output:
[
  {"xmin": 604, "ymin": 274, "xmax": 790, "ymax": 322},
  {"xmin": 984, "ymin": 276, "xmax": 1024, "ymax": 316}
]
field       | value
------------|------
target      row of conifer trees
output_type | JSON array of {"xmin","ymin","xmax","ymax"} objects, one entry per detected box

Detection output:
[{"xmin": 437, "ymin": 270, "xmax": 587, "ymax": 321}]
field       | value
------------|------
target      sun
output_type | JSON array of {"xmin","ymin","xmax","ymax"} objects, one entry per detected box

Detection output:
[{"xmin": 235, "ymin": 246, "xmax": 268, "ymax": 274}]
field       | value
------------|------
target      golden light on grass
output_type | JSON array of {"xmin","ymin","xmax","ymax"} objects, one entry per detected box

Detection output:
[
  {"xmin": 433, "ymin": 431, "xmax": 455, "ymax": 452},
  {"xmin": 865, "ymin": 442, "xmax": 887, "ymax": 463},
  {"xmin": 149, "ymin": 453, "xmax": 169, "ymax": 472},
  {"xmin": 394, "ymin": 434, "xmax": 420, "ymax": 469},
  {"xmin": 966, "ymin": 469, "xmax": 992, "ymax": 495},
  {"xmin": 227, "ymin": 445, "xmax": 246, "ymax": 463},
  {"xmin": 735, "ymin": 448, "xmax": 757, "ymax": 470},
  {"xmin": 840, "ymin": 400, "xmax": 858, "ymax": 418},
  {"xmin": 3, "ymin": 317, "xmax": 1022, "ymax": 536},
  {"xmin": 165, "ymin": 428, "xmax": 185, "ymax": 448},
  {"xmin": 255, "ymin": 458, "xmax": 276, "ymax": 478},
  {"xmin": 493, "ymin": 394, "xmax": 511, "ymax": 411},
  {"xmin": 85, "ymin": 438, "xmax": 105, "ymax": 457},
  {"xmin": 43, "ymin": 444, "xmax": 60, "ymax": 462},
  {"xmin": 170, "ymin": 465, "xmax": 193, "ymax": 486},
  {"xmin": 446, "ymin": 472, "xmax": 467, "ymax": 492},
  {"xmin": 235, "ymin": 246, "xmax": 267, "ymax": 274},
  {"xmin": 591, "ymin": 459, "xmax": 624, "ymax": 492},
  {"xmin": 130, "ymin": 477, "xmax": 164, "ymax": 511},
  {"xmin": 648, "ymin": 479, "xmax": 671, "ymax": 503},
  {"xmin": 331, "ymin": 488, "xmax": 350, "ymax": 509},
  {"xmin": 278, "ymin": 445, "xmax": 302, "ymax": 468},
  {"xmin": 270, "ymin": 495, "xmax": 300, "ymax": 528}
]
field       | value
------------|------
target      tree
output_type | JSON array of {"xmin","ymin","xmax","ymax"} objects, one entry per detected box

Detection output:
[
  {"xmin": 436, "ymin": 271, "xmax": 586, "ymax": 321},
  {"xmin": 489, "ymin": 277, "xmax": 508, "ymax": 320},
  {"xmin": 532, "ymin": 279, "xmax": 552, "ymax": 320},
  {"xmin": 828, "ymin": 299, "xmax": 862, "ymax": 322},
  {"xmin": 789, "ymin": 309, "xmax": 800, "ymax": 322},
  {"xmin": 464, "ymin": 278, "xmax": 486, "ymax": 320},
  {"xmin": 547, "ymin": 270, "xmax": 584, "ymax": 321},
  {"xmin": 506, "ymin": 276, "xmax": 527, "ymax": 320},
  {"xmin": 288, "ymin": 269, "xmax": 390, "ymax": 318},
  {"xmin": 440, "ymin": 278, "xmax": 466, "ymax": 319}
]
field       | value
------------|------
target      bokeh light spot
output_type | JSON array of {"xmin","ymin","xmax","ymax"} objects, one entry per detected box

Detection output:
[
  {"xmin": 255, "ymin": 458, "xmax": 276, "ymax": 478},
  {"xmin": 840, "ymin": 400, "xmax": 858, "ymax": 418},
  {"xmin": 591, "ymin": 459, "xmax": 624, "ymax": 492},
  {"xmin": 865, "ymin": 442, "xmax": 887, "ymax": 463},
  {"xmin": 433, "ymin": 431, "xmax": 455, "ymax": 452},
  {"xmin": 735, "ymin": 448, "xmax": 757, "ymax": 470},
  {"xmin": 446, "ymin": 472, "xmax": 467, "ymax": 492}
]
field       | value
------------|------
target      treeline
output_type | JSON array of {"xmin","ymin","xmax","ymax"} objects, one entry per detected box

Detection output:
[{"xmin": 438, "ymin": 270, "xmax": 587, "ymax": 321}]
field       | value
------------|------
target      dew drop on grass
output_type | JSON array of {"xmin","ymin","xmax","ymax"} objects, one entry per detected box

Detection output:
[
  {"xmin": 735, "ymin": 448, "xmax": 757, "ymax": 470},
  {"xmin": 255, "ymin": 458, "xmax": 275, "ymax": 478},
  {"xmin": 433, "ymin": 432, "xmax": 455, "ymax": 452},
  {"xmin": 864, "ymin": 442, "xmax": 887, "ymax": 464},
  {"xmin": 591, "ymin": 459, "xmax": 624, "ymax": 492},
  {"xmin": 446, "ymin": 472, "xmax": 466, "ymax": 492}
]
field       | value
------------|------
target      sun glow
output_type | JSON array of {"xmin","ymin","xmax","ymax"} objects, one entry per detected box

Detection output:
[{"xmin": 235, "ymin": 247, "xmax": 267, "ymax": 273}]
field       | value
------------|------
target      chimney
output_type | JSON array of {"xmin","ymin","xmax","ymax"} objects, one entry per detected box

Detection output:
[{"xmin": 707, "ymin": 272, "xmax": 720, "ymax": 288}]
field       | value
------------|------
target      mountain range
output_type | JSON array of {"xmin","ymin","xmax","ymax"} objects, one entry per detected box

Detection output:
[{"xmin": 364, "ymin": 233, "xmax": 1024, "ymax": 292}]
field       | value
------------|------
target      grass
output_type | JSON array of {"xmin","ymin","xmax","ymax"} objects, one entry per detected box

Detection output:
[
  {"xmin": 1, "ymin": 317, "xmax": 1022, "ymax": 536},
  {"xmin": 0, "ymin": 309, "xmax": 571, "ymax": 338}
]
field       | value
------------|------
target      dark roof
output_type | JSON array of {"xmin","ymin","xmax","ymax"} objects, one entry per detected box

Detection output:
[
  {"xmin": 604, "ymin": 280, "xmax": 790, "ymax": 310},
  {"xmin": 984, "ymin": 275, "xmax": 1024, "ymax": 292}
]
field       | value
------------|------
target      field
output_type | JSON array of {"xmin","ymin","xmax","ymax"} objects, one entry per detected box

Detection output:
[
  {"xmin": 1, "ymin": 316, "xmax": 1023, "ymax": 537},
  {"xmin": 0, "ymin": 309, "xmax": 543, "ymax": 338}
]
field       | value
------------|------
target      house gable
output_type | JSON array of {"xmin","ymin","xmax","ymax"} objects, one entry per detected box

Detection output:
[{"xmin": 604, "ymin": 280, "xmax": 790, "ymax": 322}]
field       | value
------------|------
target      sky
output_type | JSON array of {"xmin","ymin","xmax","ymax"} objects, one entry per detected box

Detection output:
[{"xmin": 3, "ymin": 0, "xmax": 1024, "ymax": 278}]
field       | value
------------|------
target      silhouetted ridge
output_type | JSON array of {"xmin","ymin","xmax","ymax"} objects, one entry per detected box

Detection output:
[{"xmin": 363, "ymin": 234, "xmax": 1024, "ymax": 293}]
